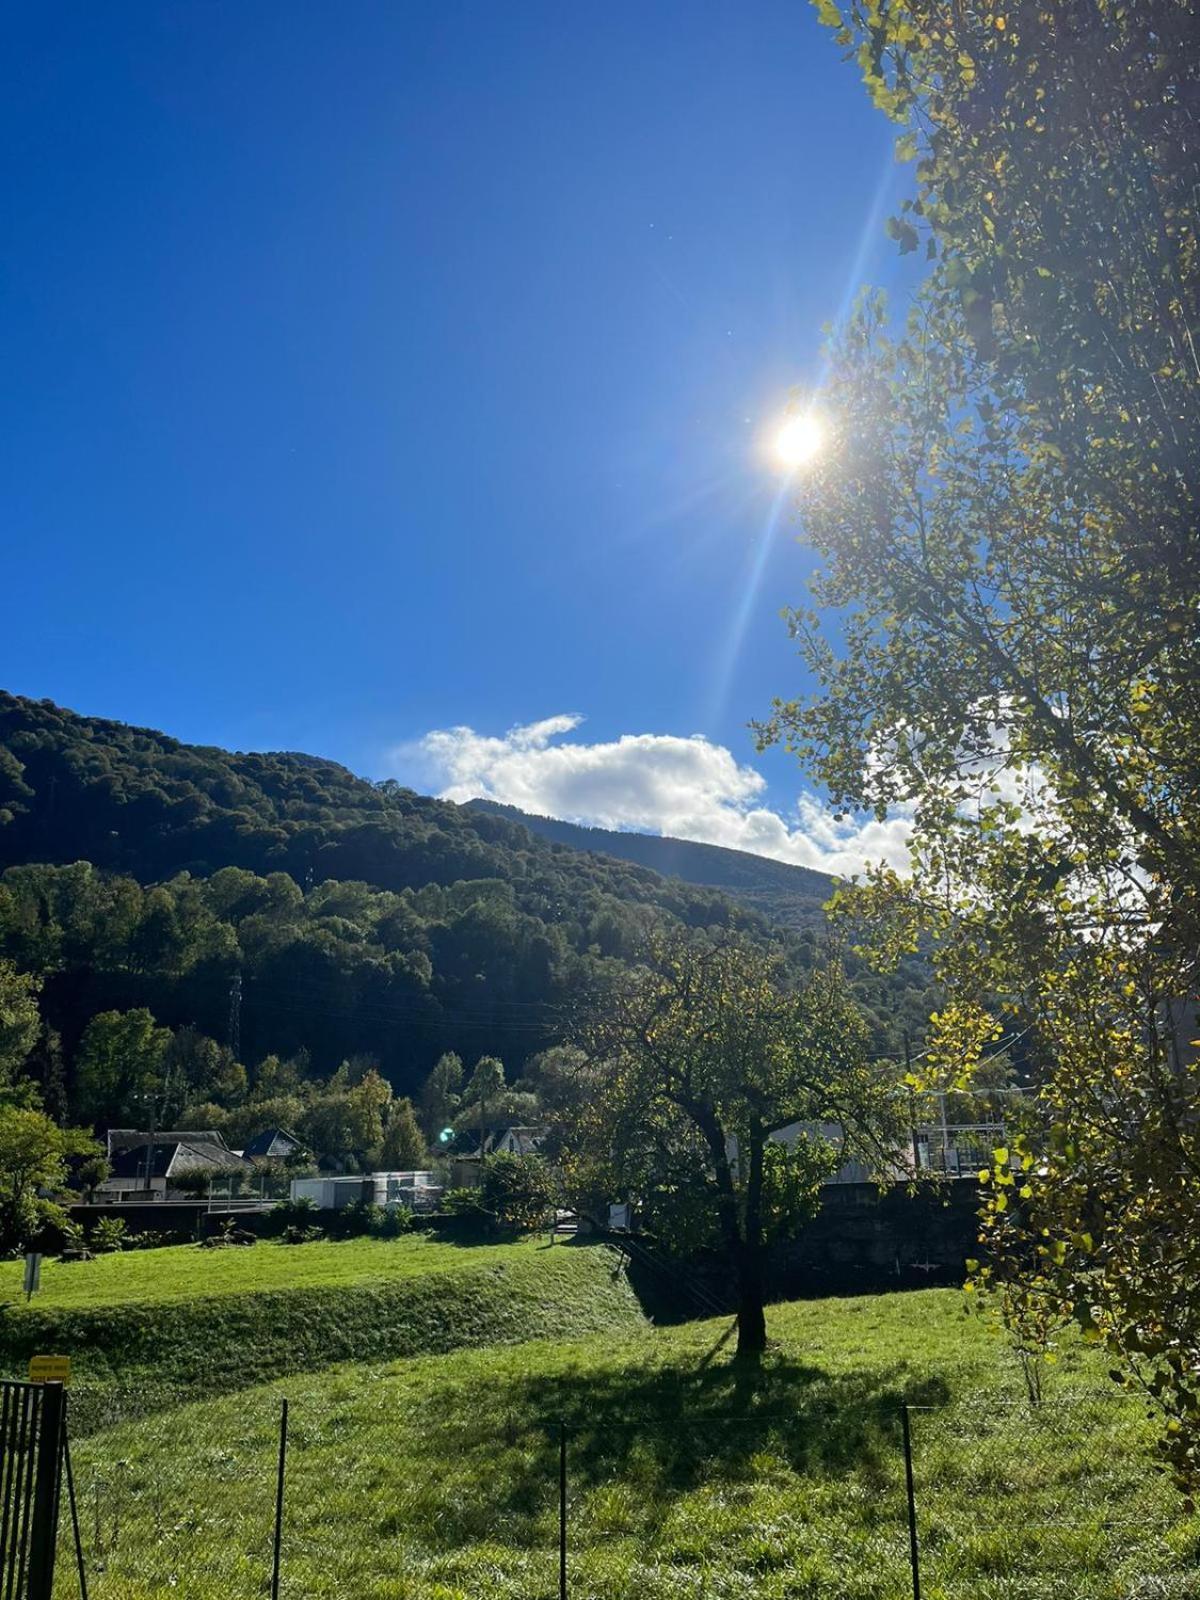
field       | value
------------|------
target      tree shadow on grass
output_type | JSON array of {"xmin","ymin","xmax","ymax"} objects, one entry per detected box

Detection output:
[
  {"xmin": 394, "ymin": 1336, "xmax": 951, "ymax": 1550},
  {"xmin": 516, "ymin": 1350, "xmax": 948, "ymax": 1484}
]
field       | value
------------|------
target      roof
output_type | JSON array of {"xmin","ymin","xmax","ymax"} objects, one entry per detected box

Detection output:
[
  {"xmin": 495, "ymin": 1127, "xmax": 544, "ymax": 1156},
  {"xmin": 459, "ymin": 1126, "xmax": 546, "ymax": 1158},
  {"xmin": 242, "ymin": 1127, "xmax": 306, "ymax": 1160},
  {"xmin": 107, "ymin": 1140, "xmax": 251, "ymax": 1181},
  {"xmin": 107, "ymin": 1128, "xmax": 230, "ymax": 1157}
]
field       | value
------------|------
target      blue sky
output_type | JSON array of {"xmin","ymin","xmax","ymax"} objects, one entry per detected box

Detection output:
[{"xmin": 3, "ymin": 3, "xmax": 915, "ymax": 873}]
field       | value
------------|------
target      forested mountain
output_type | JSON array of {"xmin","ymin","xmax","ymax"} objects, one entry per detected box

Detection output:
[
  {"xmin": 468, "ymin": 800, "xmax": 834, "ymax": 929},
  {"xmin": 0, "ymin": 693, "xmax": 932, "ymax": 1134}
]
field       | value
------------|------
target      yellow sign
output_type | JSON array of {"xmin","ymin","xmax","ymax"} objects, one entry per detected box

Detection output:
[{"xmin": 27, "ymin": 1355, "xmax": 70, "ymax": 1386}]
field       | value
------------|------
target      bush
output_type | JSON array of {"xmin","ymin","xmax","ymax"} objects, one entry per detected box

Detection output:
[
  {"xmin": 125, "ymin": 1229, "xmax": 190, "ymax": 1252},
  {"xmin": 375, "ymin": 1206, "xmax": 413, "ymax": 1239},
  {"xmin": 58, "ymin": 1220, "xmax": 86, "ymax": 1258},
  {"xmin": 327, "ymin": 1199, "xmax": 383, "ymax": 1240},
  {"xmin": 264, "ymin": 1194, "xmax": 416, "ymax": 1243},
  {"xmin": 430, "ymin": 1186, "xmax": 492, "ymax": 1240},
  {"xmin": 265, "ymin": 1197, "xmax": 318, "ymax": 1237},
  {"xmin": 90, "ymin": 1217, "xmax": 128, "ymax": 1254},
  {"xmin": 280, "ymin": 1224, "xmax": 324, "ymax": 1245},
  {"xmin": 483, "ymin": 1153, "xmax": 556, "ymax": 1233}
]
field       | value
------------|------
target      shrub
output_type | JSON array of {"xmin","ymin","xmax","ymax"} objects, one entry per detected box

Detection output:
[
  {"xmin": 432, "ymin": 1186, "xmax": 492, "ymax": 1240},
  {"xmin": 58, "ymin": 1220, "xmax": 86, "ymax": 1258},
  {"xmin": 90, "ymin": 1217, "xmax": 128, "ymax": 1254},
  {"xmin": 265, "ymin": 1196, "xmax": 318, "ymax": 1237},
  {"xmin": 327, "ymin": 1199, "xmax": 382, "ymax": 1240},
  {"xmin": 125, "ymin": 1229, "xmax": 189, "ymax": 1252},
  {"xmin": 374, "ymin": 1206, "xmax": 413, "ymax": 1239},
  {"xmin": 280, "ymin": 1224, "xmax": 324, "ymax": 1245}
]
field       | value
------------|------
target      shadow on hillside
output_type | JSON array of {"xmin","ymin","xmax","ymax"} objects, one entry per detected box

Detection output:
[{"xmin": 413, "ymin": 1231, "xmax": 722, "ymax": 1328}]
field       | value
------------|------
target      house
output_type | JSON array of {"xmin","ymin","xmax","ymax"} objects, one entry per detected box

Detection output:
[
  {"xmin": 491, "ymin": 1126, "xmax": 544, "ymax": 1157},
  {"xmin": 446, "ymin": 1126, "xmax": 546, "ymax": 1189},
  {"xmin": 241, "ymin": 1127, "xmax": 307, "ymax": 1163},
  {"xmin": 456, "ymin": 1125, "xmax": 545, "ymax": 1159},
  {"xmin": 97, "ymin": 1137, "xmax": 253, "ymax": 1202}
]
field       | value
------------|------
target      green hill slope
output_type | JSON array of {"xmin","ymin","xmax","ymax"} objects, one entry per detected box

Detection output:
[
  {"xmin": 0, "ymin": 693, "xmax": 745, "ymax": 918},
  {"xmin": 469, "ymin": 799, "xmax": 835, "ymax": 929},
  {"xmin": 0, "ymin": 1236, "xmax": 643, "ymax": 1400},
  {"xmin": 0, "ymin": 693, "xmax": 796, "ymax": 1092},
  {"xmin": 0, "ymin": 694, "xmax": 933, "ymax": 1120}
]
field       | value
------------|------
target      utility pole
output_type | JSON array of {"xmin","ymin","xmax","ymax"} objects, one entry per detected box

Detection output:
[{"xmin": 228, "ymin": 972, "xmax": 243, "ymax": 1060}]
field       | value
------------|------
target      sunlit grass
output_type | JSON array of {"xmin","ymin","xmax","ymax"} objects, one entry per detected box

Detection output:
[
  {"xmin": 55, "ymin": 1290, "xmax": 1197, "ymax": 1600},
  {"xmin": 0, "ymin": 1232, "xmax": 550, "ymax": 1312},
  {"xmin": 5, "ymin": 1238, "xmax": 646, "ymax": 1403}
]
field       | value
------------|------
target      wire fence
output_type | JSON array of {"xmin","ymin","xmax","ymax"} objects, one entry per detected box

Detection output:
[
  {"xmin": 47, "ymin": 1381, "xmax": 1198, "ymax": 1600},
  {"xmin": 52, "ymin": 1387, "xmax": 279, "ymax": 1598},
  {"xmin": 904, "ymin": 1394, "xmax": 1193, "ymax": 1600}
]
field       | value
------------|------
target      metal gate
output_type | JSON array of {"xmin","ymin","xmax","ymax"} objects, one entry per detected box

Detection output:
[{"xmin": 0, "ymin": 1381, "xmax": 63, "ymax": 1600}]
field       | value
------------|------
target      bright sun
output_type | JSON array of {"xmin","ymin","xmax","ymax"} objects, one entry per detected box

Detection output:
[{"xmin": 774, "ymin": 412, "xmax": 825, "ymax": 470}]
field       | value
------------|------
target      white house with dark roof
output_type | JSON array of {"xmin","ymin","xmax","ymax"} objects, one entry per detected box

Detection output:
[{"xmin": 97, "ymin": 1134, "xmax": 252, "ymax": 1201}]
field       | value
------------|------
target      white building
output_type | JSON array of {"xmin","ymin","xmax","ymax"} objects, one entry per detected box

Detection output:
[{"xmin": 289, "ymin": 1171, "xmax": 439, "ymax": 1211}]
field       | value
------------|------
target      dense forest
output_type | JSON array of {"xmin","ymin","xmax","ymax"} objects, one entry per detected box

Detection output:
[
  {"xmin": 467, "ymin": 800, "xmax": 834, "ymax": 929},
  {"xmin": 0, "ymin": 693, "xmax": 933, "ymax": 1139}
]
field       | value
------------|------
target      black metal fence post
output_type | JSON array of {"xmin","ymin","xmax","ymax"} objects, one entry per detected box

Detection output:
[
  {"xmin": 62, "ymin": 1413, "xmax": 88, "ymax": 1600},
  {"xmin": 27, "ymin": 1382, "xmax": 64, "ymax": 1600},
  {"xmin": 271, "ymin": 1397, "xmax": 289, "ymax": 1600},
  {"xmin": 558, "ymin": 1419, "xmax": 567, "ymax": 1600},
  {"xmin": 901, "ymin": 1403, "xmax": 921, "ymax": 1600}
]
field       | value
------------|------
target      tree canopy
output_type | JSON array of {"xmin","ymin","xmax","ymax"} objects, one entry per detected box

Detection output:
[
  {"xmin": 0, "ymin": 1103, "xmax": 100, "ymax": 1252},
  {"xmin": 566, "ymin": 931, "xmax": 905, "ymax": 1357},
  {"xmin": 776, "ymin": 0, "xmax": 1200, "ymax": 1484}
]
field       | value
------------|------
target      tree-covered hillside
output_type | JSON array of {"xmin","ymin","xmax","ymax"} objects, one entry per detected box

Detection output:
[
  {"xmin": 467, "ymin": 801, "xmax": 834, "ymax": 929},
  {"xmin": 0, "ymin": 694, "xmax": 932, "ymax": 1135}
]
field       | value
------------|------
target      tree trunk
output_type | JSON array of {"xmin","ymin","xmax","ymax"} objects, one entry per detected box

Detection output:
[
  {"xmin": 734, "ymin": 1132, "xmax": 768, "ymax": 1360},
  {"xmin": 691, "ymin": 1102, "xmax": 769, "ymax": 1361},
  {"xmin": 734, "ymin": 1238, "xmax": 768, "ymax": 1359}
]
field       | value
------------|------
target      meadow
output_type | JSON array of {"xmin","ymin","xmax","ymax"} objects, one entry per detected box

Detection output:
[
  {"xmin": 0, "ymin": 1233, "xmax": 553, "ymax": 1313},
  {"xmin": 48, "ymin": 1265, "xmax": 1198, "ymax": 1600},
  {"xmin": 1, "ymin": 1236, "xmax": 645, "ymax": 1398}
]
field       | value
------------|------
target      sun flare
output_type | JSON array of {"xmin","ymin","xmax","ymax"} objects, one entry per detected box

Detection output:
[{"xmin": 773, "ymin": 412, "xmax": 825, "ymax": 470}]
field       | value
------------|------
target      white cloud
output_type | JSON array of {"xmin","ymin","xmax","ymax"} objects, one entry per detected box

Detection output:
[{"xmin": 394, "ymin": 714, "xmax": 913, "ymax": 879}]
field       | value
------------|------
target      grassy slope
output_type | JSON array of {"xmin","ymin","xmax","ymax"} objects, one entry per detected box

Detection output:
[
  {"xmin": 1, "ymin": 1237, "xmax": 644, "ymax": 1399},
  {"xmin": 0, "ymin": 1234, "xmax": 546, "ymax": 1311},
  {"xmin": 61, "ymin": 1290, "xmax": 1197, "ymax": 1600}
]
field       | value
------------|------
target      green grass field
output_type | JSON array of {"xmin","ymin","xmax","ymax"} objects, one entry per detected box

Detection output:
[
  {"xmin": 0, "ymin": 1233, "xmax": 547, "ymax": 1312},
  {"xmin": 54, "ymin": 1284, "xmax": 1199, "ymax": 1600},
  {"xmin": 0, "ymin": 1236, "xmax": 646, "ymax": 1400}
]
